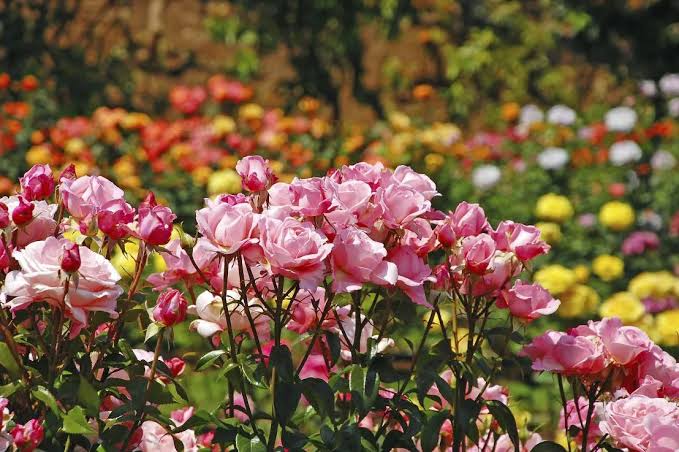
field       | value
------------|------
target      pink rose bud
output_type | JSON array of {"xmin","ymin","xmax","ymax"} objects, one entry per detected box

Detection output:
[
  {"xmin": 0, "ymin": 202, "xmax": 9, "ymax": 228},
  {"xmin": 137, "ymin": 192, "xmax": 176, "ymax": 246},
  {"xmin": 153, "ymin": 288, "xmax": 188, "ymax": 326},
  {"xmin": 165, "ymin": 356, "xmax": 186, "ymax": 377},
  {"xmin": 236, "ymin": 155, "xmax": 277, "ymax": 192},
  {"xmin": 10, "ymin": 419, "xmax": 44, "ymax": 452},
  {"xmin": 461, "ymin": 233, "xmax": 496, "ymax": 274},
  {"xmin": 59, "ymin": 163, "xmax": 77, "ymax": 183},
  {"xmin": 436, "ymin": 219, "xmax": 456, "ymax": 248},
  {"xmin": 60, "ymin": 243, "xmax": 81, "ymax": 273},
  {"xmin": 97, "ymin": 199, "xmax": 135, "ymax": 240},
  {"xmin": 20, "ymin": 164, "xmax": 55, "ymax": 201},
  {"xmin": 12, "ymin": 196, "xmax": 34, "ymax": 226}
]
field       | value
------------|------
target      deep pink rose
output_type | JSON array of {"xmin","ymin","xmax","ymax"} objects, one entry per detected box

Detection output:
[
  {"xmin": 386, "ymin": 245, "xmax": 434, "ymax": 307},
  {"xmin": 259, "ymin": 216, "xmax": 333, "ymax": 290},
  {"xmin": 12, "ymin": 196, "xmax": 33, "ymax": 226},
  {"xmin": 196, "ymin": 201, "xmax": 260, "ymax": 255},
  {"xmin": 136, "ymin": 193, "xmax": 175, "ymax": 246},
  {"xmin": 375, "ymin": 184, "xmax": 430, "ymax": 229},
  {"xmin": 236, "ymin": 155, "xmax": 277, "ymax": 192},
  {"xmin": 493, "ymin": 220, "xmax": 550, "ymax": 261},
  {"xmin": 153, "ymin": 288, "xmax": 188, "ymax": 326},
  {"xmin": 0, "ymin": 202, "xmax": 9, "ymax": 228},
  {"xmin": 497, "ymin": 280, "xmax": 560, "ymax": 321},
  {"xmin": 461, "ymin": 233, "xmax": 496, "ymax": 274},
  {"xmin": 10, "ymin": 419, "xmax": 44, "ymax": 452},
  {"xmin": 20, "ymin": 164, "xmax": 55, "ymax": 201},
  {"xmin": 622, "ymin": 231, "xmax": 660, "ymax": 255},
  {"xmin": 97, "ymin": 199, "xmax": 135, "ymax": 240},
  {"xmin": 520, "ymin": 330, "xmax": 607, "ymax": 376},
  {"xmin": 1, "ymin": 196, "xmax": 57, "ymax": 247},
  {"xmin": 61, "ymin": 175, "xmax": 125, "ymax": 220},
  {"xmin": 450, "ymin": 202, "xmax": 490, "ymax": 237},
  {"xmin": 330, "ymin": 226, "xmax": 397, "ymax": 292},
  {"xmin": 60, "ymin": 242, "xmax": 81, "ymax": 273}
]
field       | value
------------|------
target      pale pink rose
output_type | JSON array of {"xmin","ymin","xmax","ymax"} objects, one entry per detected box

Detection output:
[
  {"xmin": 466, "ymin": 377, "xmax": 509, "ymax": 405},
  {"xmin": 599, "ymin": 395, "xmax": 679, "ymax": 451},
  {"xmin": 649, "ymin": 423, "xmax": 679, "ymax": 452},
  {"xmin": 20, "ymin": 164, "xmax": 54, "ymax": 201},
  {"xmin": 520, "ymin": 330, "xmax": 607, "ymax": 376},
  {"xmin": 236, "ymin": 155, "xmax": 277, "ymax": 192},
  {"xmin": 386, "ymin": 245, "xmax": 435, "ymax": 307},
  {"xmin": 330, "ymin": 227, "xmax": 397, "ymax": 293},
  {"xmin": 138, "ymin": 420, "xmax": 198, "ymax": 452},
  {"xmin": 326, "ymin": 179, "xmax": 372, "ymax": 214},
  {"xmin": 196, "ymin": 201, "xmax": 260, "ymax": 256},
  {"xmin": 390, "ymin": 165, "xmax": 439, "ymax": 200},
  {"xmin": 637, "ymin": 346, "xmax": 679, "ymax": 398},
  {"xmin": 492, "ymin": 220, "xmax": 550, "ymax": 261},
  {"xmin": 461, "ymin": 233, "xmax": 496, "ymax": 274},
  {"xmin": 450, "ymin": 202, "xmax": 490, "ymax": 238},
  {"xmin": 60, "ymin": 175, "xmax": 125, "ymax": 220},
  {"xmin": 188, "ymin": 290, "xmax": 269, "ymax": 340},
  {"xmin": 497, "ymin": 280, "xmax": 560, "ymax": 322},
  {"xmin": 270, "ymin": 177, "xmax": 333, "ymax": 217},
  {"xmin": 595, "ymin": 318, "xmax": 653, "ymax": 366},
  {"xmin": 4, "ymin": 237, "xmax": 123, "ymax": 329},
  {"xmin": 335, "ymin": 161, "xmax": 386, "ymax": 190},
  {"xmin": 402, "ymin": 218, "xmax": 437, "ymax": 256},
  {"xmin": 375, "ymin": 183, "xmax": 430, "ymax": 229},
  {"xmin": 259, "ymin": 216, "xmax": 332, "ymax": 290},
  {"xmin": 0, "ymin": 196, "xmax": 57, "ymax": 247},
  {"xmin": 287, "ymin": 288, "xmax": 336, "ymax": 334},
  {"xmin": 148, "ymin": 240, "xmax": 202, "ymax": 289}
]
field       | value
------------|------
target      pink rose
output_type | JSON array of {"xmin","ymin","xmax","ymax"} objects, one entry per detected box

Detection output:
[
  {"xmin": 20, "ymin": 164, "xmax": 54, "ymax": 201},
  {"xmin": 60, "ymin": 242, "xmax": 81, "ymax": 273},
  {"xmin": 97, "ymin": 199, "xmax": 135, "ymax": 240},
  {"xmin": 649, "ymin": 423, "xmax": 679, "ymax": 452},
  {"xmin": 520, "ymin": 330, "xmax": 607, "ymax": 376},
  {"xmin": 139, "ymin": 420, "xmax": 197, "ymax": 452},
  {"xmin": 492, "ymin": 220, "xmax": 550, "ymax": 261},
  {"xmin": 0, "ymin": 202, "xmax": 9, "ymax": 228},
  {"xmin": 153, "ymin": 288, "xmax": 188, "ymax": 326},
  {"xmin": 461, "ymin": 233, "xmax": 496, "ymax": 274},
  {"xmin": 386, "ymin": 245, "xmax": 435, "ymax": 307},
  {"xmin": 136, "ymin": 193, "xmax": 176, "ymax": 246},
  {"xmin": 390, "ymin": 165, "xmax": 439, "ymax": 200},
  {"xmin": 61, "ymin": 175, "xmax": 125, "ymax": 220},
  {"xmin": 327, "ymin": 179, "xmax": 372, "ymax": 214},
  {"xmin": 375, "ymin": 183, "xmax": 430, "ymax": 229},
  {"xmin": 335, "ymin": 161, "xmax": 386, "ymax": 190},
  {"xmin": 599, "ymin": 395, "xmax": 679, "ymax": 451},
  {"xmin": 330, "ymin": 227, "xmax": 397, "ymax": 292},
  {"xmin": 10, "ymin": 419, "xmax": 44, "ymax": 452},
  {"xmin": 4, "ymin": 237, "xmax": 123, "ymax": 330},
  {"xmin": 402, "ymin": 218, "xmax": 437, "ymax": 256},
  {"xmin": 259, "ymin": 216, "xmax": 333, "ymax": 290},
  {"xmin": 596, "ymin": 318, "xmax": 653, "ymax": 366},
  {"xmin": 196, "ymin": 201, "xmax": 260, "ymax": 256},
  {"xmin": 188, "ymin": 290, "xmax": 268, "ymax": 340},
  {"xmin": 1, "ymin": 196, "xmax": 57, "ymax": 247},
  {"xmin": 497, "ymin": 280, "xmax": 560, "ymax": 321},
  {"xmin": 288, "ymin": 177, "xmax": 333, "ymax": 217},
  {"xmin": 559, "ymin": 397, "xmax": 602, "ymax": 445},
  {"xmin": 236, "ymin": 155, "xmax": 277, "ymax": 192},
  {"xmin": 148, "ymin": 239, "xmax": 213, "ymax": 290},
  {"xmin": 450, "ymin": 202, "xmax": 489, "ymax": 238},
  {"xmin": 11, "ymin": 196, "xmax": 33, "ymax": 226}
]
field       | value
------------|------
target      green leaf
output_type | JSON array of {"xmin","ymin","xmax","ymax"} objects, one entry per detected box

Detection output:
[
  {"xmin": 421, "ymin": 410, "xmax": 449, "ymax": 452},
  {"xmin": 195, "ymin": 350, "xmax": 227, "ymax": 371},
  {"xmin": 486, "ymin": 400, "xmax": 519, "ymax": 452},
  {"xmin": 270, "ymin": 345, "xmax": 293, "ymax": 382},
  {"xmin": 235, "ymin": 434, "xmax": 266, "ymax": 452},
  {"xmin": 0, "ymin": 342, "xmax": 20, "ymax": 379},
  {"xmin": 434, "ymin": 376, "xmax": 455, "ymax": 407},
  {"xmin": 0, "ymin": 381, "xmax": 22, "ymax": 397},
  {"xmin": 531, "ymin": 441, "xmax": 568, "ymax": 452},
  {"xmin": 78, "ymin": 376, "xmax": 100, "ymax": 417},
  {"xmin": 324, "ymin": 331, "xmax": 341, "ymax": 365},
  {"xmin": 274, "ymin": 380, "xmax": 301, "ymax": 426},
  {"xmin": 32, "ymin": 386, "xmax": 62, "ymax": 416},
  {"xmin": 145, "ymin": 323, "xmax": 162, "ymax": 343},
  {"xmin": 349, "ymin": 365, "xmax": 365, "ymax": 395},
  {"xmin": 453, "ymin": 399, "xmax": 481, "ymax": 444},
  {"xmin": 63, "ymin": 406, "xmax": 96, "ymax": 434},
  {"xmin": 300, "ymin": 378, "xmax": 334, "ymax": 419}
]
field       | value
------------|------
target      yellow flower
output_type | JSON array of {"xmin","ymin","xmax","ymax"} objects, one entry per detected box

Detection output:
[
  {"xmin": 192, "ymin": 166, "xmax": 213, "ymax": 186},
  {"xmin": 534, "ymin": 265, "xmax": 577, "ymax": 295},
  {"xmin": 599, "ymin": 201, "xmax": 635, "ymax": 231},
  {"xmin": 558, "ymin": 284, "xmax": 600, "ymax": 318},
  {"xmin": 64, "ymin": 138, "xmax": 86, "ymax": 156},
  {"xmin": 239, "ymin": 103, "xmax": 264, "ymax": 121},
  {"xmin": 151, "ymin": 250, "xmax": 167, "ymax": 272},
  {"xmin": 119, "ymin": 175, "xmax": 142, "ymax": 189},
  {"xmin": 573, "ymin": 265, "xmax": 590, "ymax": 283},
  {"xmin": 535, "ymin": 222, "xmax": 562, "ymax": 244},
  {"xmin": 112, "ymin": 156, "xmax": 137, "ymax": 179},
  {"xmin": 26, "ymin": 145, "xmax": 52, "ymax": 166},
  {"xmin": 592, "ymin": 255, "xmax": 624, "ymax": 282},
  {"xmin": 629, "ymin": 272, "xmax": 679, "ymax": 299},
  {"xmin": 207, "ymin": 169, "xmax": 241, "ymax": 196},
  {"xmin": 599, "ymin": 292, "xmax": 645, "ymax": 323},
  {"xmin": 72, "ymin": 162, "xmax": 91, "ymax": 178},
  {"xmin": 212, "ymin": 115, "xmax": 236, "ymax": 136},
  {"xmin": 655, "ymin": 310, "xmax": 679, "ymax": 346},
  {"xmin": 121, "ymin": 112, "xmax": 151, "ymax": 129},
  {"xmin": 535, "ymin": 193, "xmax": 574, "ymax": 223},
  {"xmin": 169, "ymin": 143, "xmax": 192, "ymax": 161},
  {"xmin": 424, "ymin": 153, "xmax": 445, "ymax": 172},
  {"xmin": 388, "ymin": 112, "xmax": 411, "ymax": 131}
]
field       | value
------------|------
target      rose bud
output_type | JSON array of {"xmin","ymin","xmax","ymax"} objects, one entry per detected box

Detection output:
[
  {"xmin": 20, "ymin": 164, "xmax": 55, "ymax": 200},
  {"xmin": 236, "ymin": 155, "xmax": 277, "ymax": 192},
  {"xmin": 12, "ymin": 196, "xmax": 34, "ymax": 226},
  {"xmin": 10, "ymin": 419, "xmax": 44, "ymax": 452},
  {"xmin": 60, "ymin": 242, "xmax": 81, "ymax": 273},
  {"xmin": 0, "ymin": 202, "xmax": 9, "ymax": 228},
  {"xmin": 137, "ymin": 192, "xmax": 176, "ymax": 246},
  {"xmin": 59, "ymin": 163, "xmax": 77, "ymax": 183},
  {"xmin": 165, "ymin": 356, "xmax": 186, "ymax": 378},
  {"xmin": 153, "ymin": 288, "xmax": 188, "ymax": 326}
]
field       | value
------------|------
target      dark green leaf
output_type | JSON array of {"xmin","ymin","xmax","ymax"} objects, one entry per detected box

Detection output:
[
  {"xmin": 324, "ymin": 331, "xmax": 341, "ymax": 365},
  {"xmin": 274, "ymin": 380, "xmax": 301, "ymax": 426},
  {"xmin": 270, "ymin": 345, "xmax": 294, "ymax": 382},
  {"xmin": 421, "ymin": 410, "xmax": 449, "ymax": 452},
  {"xmin": 301, "ymin": 378, "xmax": 335, "ymax": 419},
  {"xmin": 486, "ymin": 400, "xmax": 519, "ymax": 452},
  {"xmin": 0, "ymin": 342, "xmax": 20, "ymax": 379},
  {"xmin": 195, "ymin": 350, "xmax": 227, "ymax": 371},
  {"xmin": 531, "ymin": 441, "xmax": 568, "ymax": 452}
]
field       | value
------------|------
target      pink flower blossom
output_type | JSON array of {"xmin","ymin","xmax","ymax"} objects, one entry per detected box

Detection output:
[
  {"xmin": 0, "ymin": 202, "xmax": 8, "ymax": 228},
  {"xmin": 493, "ymin": 220, "xmax": 550, "ymax": 261},
  {"xmin": 20, "ymin": 164, "xmax": 54, "ymax": 201},
  {"xmin": 153, "ymin": 288, "xmax": 188, "ymax": 326},
  {"xmin": 11, "ymin": 196, "xmax": 33, "ymax": 226},
  {"xmin": 449, "ymin": 202, "xmax": 489, "ymax": 238},
  {"xmin": 497, "ymin": 280, "xmax": 560, "ymax": 321},
  {"xmin": 236, "ymin": 155, "xmax": 277, "ymax": 192},
  {"xmin": 136, "ymin": 193, "xmax": 175, "ymax": 246},
  {"xmin": 622, "ymin": 231, "xmax": 660, "ymax": 255},
  {"xmin": 197, "ymin": 201, "xmax": 260, "ymax": 256},
  {"xmin": 97, "ymin": 199, "xmax": 135, "ymax": 240},
  {"xmin": 390, "ymin": 165, "xmax": 439, "ymax": 200},
  {"xmin": 386, "ymin": 245, "xmax": 434, "ymax": 307},
  {"xmin": 60, "ymin": 175, "xmax": 125, "ymax": 221},
  {"xmin": 461, "ymin": 233, "xmax": 496, "ymax": 274},
  {"xmin": 375, "ymin": 183, "xmax": 430, "ymax": 229},
  {"xmin": 10, "ymin": 419, "xmax": 44, "ymax": 452},
  {"xmin": 1, "ymin": 196, "xmax": 57, "ymax": 247},
  {"xmin": 60, "ymin": 242, "xmax": 81, "ymax": 273},
  {"xmin": 520, "ymin": 330, "xmax": 607, "ymax": 376}
]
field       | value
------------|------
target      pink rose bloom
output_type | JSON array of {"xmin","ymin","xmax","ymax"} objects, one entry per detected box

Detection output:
[
  {"xmin": 326, "ymin": 179, "xmax": 373, "ymax": 214},
  {"xmin": 0, "ymin": 240, "xmax": 10, "ymax": 271},
  {"xmin": 330, "ymin": 227, "xmax": 397, "ymax": 293},
  {"xmin": 188, "ymin": 290, "xmax": 269, "ymax": 341},
  {"xmin": 466, "ymin": 377, "xmax": 509, "ymax": 405},
  {"xmin": 138, "ymin": 420, "xmax": 197, "ymax": 452},
  {"xmin": 649, "ymin": 423, "xmax": 679, "ymax": 452},
  {"xmin": 599, "ymin": 395, "xmax": 679, "ymax": 451},
  {"xmin": 375, "ymin": 184, "xmax": 430, "ymax": 229},
  {"xmin": 4, "ymin": 237, "xmax": 123, "ymax": 330},
  {"xmin": 298, "ymin": 352, "xmax": 330, "ymax": 381},
  {"xmin": 288, "ymin": 177, "xmax": 333, "ymax": 217},
  {"xmin": 136, "ymin": 193, "xmax": 176, "ymax": 246},
  {"xmin": 386, "ymin": 245, "xmax": 435, "ymax": 307},
  {"xmin": 450, "ymin": 202, "xmax": 490, "ymax": 238},
  {"xmin": 335, "ymin": 161, "xmax": 386, "ymax": 190},
  {"xmin": 461, "ymin": 233, "xmax": 496, "ymax": 274},
  {"xmin": 153, "ymin": 288, "xmax": 188, "ymax": 326},
  {"xmin": 236, "ymin": 155, "xmax": 277, "ymax": 192},
  {"xmin": 20, "ymin": 164, "xmax": 54, "ymax": 201},
  {"xmin": 622, "ymin": 231, "xmax": 660, "ymax": 255},
  {"xmin": 595, "ymin": 318, "xmax": 653, "ymax": 366},
  {"xmin": 493, "ymin": 220, "xmax": 550, "ymax": 261},
  {"xmin": 259, "ymin": 216, "xmax": 332, "ymax": 290},
  {"xmin": 196, "ymin": 201, "xmax": 260, "ymax": 256},
  {"xmin": 0, "ymin": 196, "xmax": 57, "ymax": 247},
  {"xmin": 637, "ymin": 346, "xmax": 679, "ymax": 398},
  {"xmin": 148, "ymin": 239, "xmax": 212, "ymax": 290},
  {"xmin": 60, "ymin": 175, "xmax": 125, "ymax": 220},
  {"xmin": 97, "ymin": 199, "xmax": 135, "ymax": 240},
  {"xmin": 0, "ymin": 202, "xmax": 9, "ymax": 228},
  {"xmin": 10, "ymin": 419, "xmax": 44, "ymax": 452},
  {"xmin": 462, "ymin": 252, "xmax": 517, "ymax": 297},
  {"xmin": 287, "ymin": 288, "xmax": 337, "ymax": 334},
  {"xmin": 402, "ymin": 218, "xmax": 437, "ymax": 256},
  {"xmin": 390, "ymin": 165, "xmax": 439, "ymax": 200},
  {"xmin": 497, "ymin": 280, "xmax": 560, "ymax": 321},
  {"xmin": 520, "ymin": 330, "xmax": 607, "ymax": 376}
]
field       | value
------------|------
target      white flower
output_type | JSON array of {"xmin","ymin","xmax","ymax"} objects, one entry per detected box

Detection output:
[
  {"xmin": 668, "ymin": 98, "xmax": 679, "ymax": 118},
  {"xmin": 471, "ymin": 165, "xmax": 501, "ymax": 190},
  {"xmin": 651, "ymin": 150, "xmax": 676, "ymax": 170},
  {"xmin": 659, "ymin": 74, "xmax": 679, "ymax": 97},
  {"xmin": 519, "ymin": 104, "xmax": 544, "ymax": 127},
  {"xmin": 639, "ymin": 80, "xmax": 657, "ymax": 97},
  {"xmin": 537, "ymin": 147, "xmax": 569, "ymax": 170},
  {"xmin": 605, "ymin": 106, "xmax": 637, "ymax": 132},
  {"xmin": 609, "ymin": 140, "xmax": 642, "ymax": 166},
  {"xmin": 546, "ymin": 105, "xmax": 576, "ymax": 125}
]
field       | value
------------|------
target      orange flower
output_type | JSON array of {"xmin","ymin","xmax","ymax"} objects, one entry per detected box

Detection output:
[
  {"xmin": 646, "ymin": 121, "xmax": 674, "ymax": 139},
  {"xmin": 3, "ymin": 102, "xmax": 30, "ymax": 119},
  {"xmin": 500, "ymin": 102, "xmax": 520, "ymax": 122},
  {"xmin": 30, "ymin": 130, "xmax": 45, "ymax": 145},
  {"xmin": 0, "ymin": 73, "xmax": 10, "ymax": 90},
  {"xmin": 412, "ymin": 84, "xmax": 434, "ymax": 101},
  {"xmin": 595, "ymin": 147, "xmax": 609, "ymax": 164},
  {"xmin": 21, "ymin": 75, "xmax": 39, "ymax": 92},
  {"xmin": 0, "ymin": 177, "xmax": 14, "ymax": 194},
  {"xmin": 571, "ymin": 148, "xmax": 594, "ymax": 167}
]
